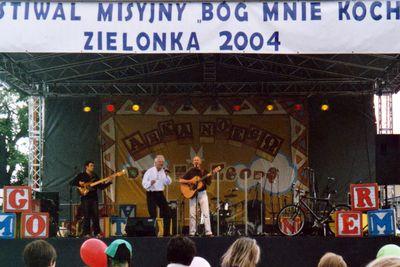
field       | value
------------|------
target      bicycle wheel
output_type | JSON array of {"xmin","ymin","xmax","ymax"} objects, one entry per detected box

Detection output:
[
  {"xmin": 277, "ymin": 204, "xmax": 305, "ymax": 236},
  {"xmin": 327, "ymin": 204, "xmax": 351, "ymax": 235}
]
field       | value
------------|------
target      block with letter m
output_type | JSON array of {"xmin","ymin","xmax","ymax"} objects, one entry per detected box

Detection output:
[
  {"xmin": 0, "ymin": 213, "xmax": 16, "ymax": 239},
  {"xmin": 368, "ymin": 209, "xmax": 396, "ymax": 236}
]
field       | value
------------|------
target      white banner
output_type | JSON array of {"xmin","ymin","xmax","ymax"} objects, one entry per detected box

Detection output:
[{"xmin": 0, "ymin": 1, "xmax": 400, "ymax": 53}]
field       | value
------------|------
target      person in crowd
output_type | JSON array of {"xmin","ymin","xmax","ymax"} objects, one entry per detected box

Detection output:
[
  {"xmin": 190, "ymin": 256, "xmax": 211, "ymax": 267},
  {"xmin": 221, "ymin": 237, "xmax": 260, "ymax": 267},
  {"xmin": 105, "ymin": 239, "xmax": 133, "ymax": 267},
  {"xmin": 166, "ymin": 236, "xmax": 196, "ymax": 267},
  {"xmin": 376, "ymin": 244, "xmax": 400, "ymax": 258},
  {"xmin": 23, "ymin": 240, "xmax": 57, "ymax": 267},
  {"xmin": 317, "ymin": 252, "xmax": 347, "ymax": 267},
  {"xmin": 366, "ymin": 256, "xmax": 400, "ymax": 267}
]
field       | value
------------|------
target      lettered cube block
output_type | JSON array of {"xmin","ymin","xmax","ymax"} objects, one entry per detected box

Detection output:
[
  {"xmin": 3, "ymin": 186, "xmax": 32, "ymax": 213},
  {"xmin": 110, "ymin": 217, "xmax": 127, "ymax": 236},
  {"xmin": 0, "ymin": 213, "xmax": 16, "ymax": 239},
  {"xmin": 350, "ymin": 183, "xmax": 379, "ymax": 211},
  {"xmin": 21, "ymin": 213, "xmax": 49, "ymax": 238},
  {"xmin": 368, "ymin": 209, "xmax": 396, "ymax": 236},
  {"xmin": 119, "ymin": 205, "xmax": 136, "ymax": 218},
  {"xmin": 100, "ymin": 217, "xmax": 110, "ymax": 238},
  {"xmin": 335, "ymin": 211, "xmax": 363, "ymax": 237}
]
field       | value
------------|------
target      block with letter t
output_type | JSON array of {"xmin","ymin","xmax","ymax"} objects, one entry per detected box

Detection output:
[
  {"xmin": 350, "ymin": 183, "xmax": 379, "ymax": 211},
  {"xmin": 110, "ymin": 217, "xmax": 127, "ymax": 236},
  {"xmin": 0, "ymin": 213, "xmax": 16, "ymax": 239},
  {"xmin": 335, "ymin": 211, "xmax": 363, "ymax": 237},
  {"xmin": 368, "ymin": 209, "xmax": 397, "ymax": 236},
  {"xmin": 3, "ymin": 186, "xmax": 32, "ymax": 213}
]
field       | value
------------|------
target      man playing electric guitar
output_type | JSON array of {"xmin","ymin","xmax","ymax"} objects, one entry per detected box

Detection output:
[
  {"xmin": 72, "ymin": 160, "xmax": 112, "ymax": 238},
  {"xmin": 180, "ymin": 156, "xmax": 216, "ymax": 237}
]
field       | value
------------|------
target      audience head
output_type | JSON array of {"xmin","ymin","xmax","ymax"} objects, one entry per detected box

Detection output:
[
  {"xmin": 105, "ymin": 239, "xmax": 133, "ymax": 267},
  {"xmin": 367, "ymin": 256, "xmax": 400, "ymax": 267},
  {"xmin": 317, "ymin": 252, "xmax": 347, "ymax": 267},
  {"xmin": 221, "ymin": 237, "xmax": 260, "ymax": 267},
  {"xmin": 23, "ymin": 240, "xmax": 57, "ymax": 267},
  {"xmin": 167, "ymin": 236, "xmax": 196, "ymax": 266},
  {"xmin": 377, "ymin": 244, "xmax": 400, "ymax": 259}
]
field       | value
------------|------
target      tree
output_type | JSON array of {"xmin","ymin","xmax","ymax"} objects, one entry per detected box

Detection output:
[{"xmin": 0, "ymin": 84, "xmax": 28, "ymax": 187}]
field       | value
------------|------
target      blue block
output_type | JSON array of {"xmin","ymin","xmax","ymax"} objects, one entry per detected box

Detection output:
[
  {"xmin": 119, "ymin": 205, "xmax": 136, "ymax": 218},
  {"xmin": 368, "ymin": 209, "xmax": 396, "ymax": 236},
  {"xmin": 111, "ymin": 217, "xmax": 127, "ymax": 236},
  {"xmin": 0, "ymin": 213, "xmax": 16, "ymax": 239}
]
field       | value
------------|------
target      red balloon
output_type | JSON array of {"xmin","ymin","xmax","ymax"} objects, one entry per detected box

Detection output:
[{"xmin": 80, "ymin": 238, "xmax": 107, "ymax": 267}]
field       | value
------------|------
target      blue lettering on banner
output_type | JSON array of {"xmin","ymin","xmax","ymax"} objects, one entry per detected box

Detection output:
[
  {"xmin": 34, "ymin": 2, "xmax": 50, "ymax": 20},
  {"xmin": 11, "ymin": 2, "xmax": 21, "ymax": 20},
  {"xmin": 220, "ymin": 31, "xmax": 280, "ymax": 52},
  {"xmin": 84, "ymin": 32, "xmax": 93, "ymax": 50},
  {"xmin": 0, "ymin": 2, "xmax": 6, "ymax": 19},
  {"xmin": 371, "ymin": 1, "xmax": 383, "ymax": 20},
  {"xmin": 98, "ymin": 3, "xmax": 112, "ymax": 21},
  {"xmin": 52, "ymin": 3, "xmax": 66, "ymax": 20},
  {"xmin": 202, "ymin": 2, "xmax": 248, "ymax": 22},
  {"xmin": 263, "ymin": 2, "xmax": 321, "ymax": 21},
  {"xmin": 339, "ymin": 1, "xmax": 400, "ymax": 21}
]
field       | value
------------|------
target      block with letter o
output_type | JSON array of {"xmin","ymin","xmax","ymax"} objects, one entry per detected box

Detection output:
[
  {"xmin": 335, "ymin": 211, "xmax": 363, "ymax": 237},
  {"xmin": 21, "ymin": 212, "xmax": 49, "ymax": 238},
  {"xmin": 3, "ymin": 186, "xmax": 32, "ymax": 213},
  {"xmin": 0, "ymin": 213, "xmax": 16, "ymax": 239},
  {"xmin": 350, "ymin": 183, "xmax": 379, "ymax": 211}
]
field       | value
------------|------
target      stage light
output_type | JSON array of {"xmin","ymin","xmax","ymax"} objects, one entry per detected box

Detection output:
[
  {"xmin": 294, "ymin": 103, "xmax": 303, "ymax": 111},
  {"xmin": 320, "ymin": 103, "xmax": 329, "ymax": 111},
  {"xmin": 132, "ymin": 104, "xmax": 140, "ymax": 111},
  {"xmin": 266, "ymin": 104, "xmax": 274, "ymax": 111},
  {"xmin": 106, "ymin": 104, "xmax": 115, "ymax": 113},
  {"xmin": 232, "ymin": 104, "xmax": 241, "ymax": 111},
  {"xmin": 83, "ymin": 102, "xmax": 91, "ymax": 112},
  {"xmin": 182, "ymin": 99, "xmax": 193, "ymax": 111}
]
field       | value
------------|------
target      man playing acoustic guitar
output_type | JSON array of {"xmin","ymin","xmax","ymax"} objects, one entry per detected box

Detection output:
[
  {"xmin": 72, "ymin": 161, "xmax": 112, "ymax": 238},
  {"xmin": 180, "ymin": 156, "xmax": 217, "ymax": 237}
]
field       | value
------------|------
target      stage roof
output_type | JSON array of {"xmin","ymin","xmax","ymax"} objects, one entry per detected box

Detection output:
[{"xmin": 1, "ymin": 53, "xmax": 399, "ymax": 97}]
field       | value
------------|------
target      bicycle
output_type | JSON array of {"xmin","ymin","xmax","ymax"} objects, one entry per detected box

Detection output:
[{"xmin": 277, "ymin": 178, "xmax": 350, "ymax": 236}]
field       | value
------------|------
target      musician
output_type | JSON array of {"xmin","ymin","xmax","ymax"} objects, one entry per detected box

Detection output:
[
  {"xmin": 181, "ymin": 156, "xmax": 213, "ymax": 237},
  {"xmin": 72, "ymin": 161, "xmax": 112, "ymax": 238},
  {"xmin": 142, "ymin": 155, "xmax": 172, "ymax": 236}
]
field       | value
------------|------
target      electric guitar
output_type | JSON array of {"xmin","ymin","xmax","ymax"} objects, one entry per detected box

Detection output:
[
  {"xmin": 180, "ymin": 166, "xmax": 222, "ymax": 199},
  {"xmin": 77, "ymin": 170, "xmax": 126, "ymax": 196}
]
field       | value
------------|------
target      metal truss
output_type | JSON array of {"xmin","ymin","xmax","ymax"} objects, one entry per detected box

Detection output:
[
  {"xmin": 378, "ymin": 94, "xmax": 393, "ymax": 134},
  {"xmin": 28, "ymin": 95, "xmax": 45, "ymax": 191}
]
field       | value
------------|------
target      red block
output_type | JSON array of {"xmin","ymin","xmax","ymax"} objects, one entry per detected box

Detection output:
[
  {"xmin": 3, "ymin": 186, "xmax": 32, "ymax": 213},
  {"xmin": 335, "ymin": 211, "xmax": 363, "ymax": 237},
  {"xmin": 350, "ymin": 183, "xmax": 379, "ymax": 211},
  {"xmin": 21, "ymin": 212, "xmax": 49, "ymax": 238}
]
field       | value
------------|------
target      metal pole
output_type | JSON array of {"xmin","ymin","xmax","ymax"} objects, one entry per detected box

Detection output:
[
  {"xmin": 245, "ymin": 171, "xmax": 248, "ymax": 236},
  {"xmin": 217, "ymin": 172, "xmax": 220, "ymax": 236},
  {"xmin": 260, "ymin": 178, "xmax": 263, "ymax": 235}
]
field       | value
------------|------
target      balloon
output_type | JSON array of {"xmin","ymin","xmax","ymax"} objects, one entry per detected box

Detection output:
[{"xmin": 80, "ymin": 238, "xmax": 107, "ymax": 267}]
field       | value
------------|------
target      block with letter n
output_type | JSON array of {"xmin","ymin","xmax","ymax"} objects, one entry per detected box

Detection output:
[
  {"xmin": 335, "ymin": 211, "xmax": 363, "ymax": 237},
  {"xmin": 0, "ymin": 213, "xmax": 16, "ymax": 239},
  {"xmin": 21, "ymin": 212, "xmax": 49, "ymax": 238},
  {"xmin": 350, "ymin": 183, "xmax": 379, "ymax": 211},
  {"xmin": 368, "ymin": 209, "xmax": 397, "ymax": 237},
  {"xmin": 3, "ymin": 186, "xmax": 32, "ymax": 213}
]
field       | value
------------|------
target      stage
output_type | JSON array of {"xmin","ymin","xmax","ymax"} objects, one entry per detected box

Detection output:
[{"xmin": 1, "ymin": 236, "xmax": 399, "ymax": 267}]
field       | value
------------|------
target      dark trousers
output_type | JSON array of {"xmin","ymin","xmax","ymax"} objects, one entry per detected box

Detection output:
[
  {"xmin": 146, "ymin": 191, "xmax": 171, "ymax": 236},
  {"xmin": 81, "ymin": 198, "xmax": 100, "ymax": 236}
]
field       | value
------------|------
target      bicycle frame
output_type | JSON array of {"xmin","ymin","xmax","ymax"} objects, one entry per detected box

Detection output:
[{"xmin": 296, "ymin": 195, "xmax": 334, "ymax": 223}]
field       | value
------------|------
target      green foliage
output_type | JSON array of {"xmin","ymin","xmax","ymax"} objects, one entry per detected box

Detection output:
[{"xmin": 0, "ymin": 85, "xmax": 28, "ymax": 187}]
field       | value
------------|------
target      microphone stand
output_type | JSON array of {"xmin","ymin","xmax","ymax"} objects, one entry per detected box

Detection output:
[{"xmin": 68, "ymin": 167, "xmax": 79, "ymax": 237}]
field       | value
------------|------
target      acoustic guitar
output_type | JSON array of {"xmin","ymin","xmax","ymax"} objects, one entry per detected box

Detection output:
[
  {"xmin": 77, "ymin": 170, "xmax": 126, "ymax": 196},
  {"xmin": 180, "ymin": 166, "xmax": 222, "ymax": 199}
]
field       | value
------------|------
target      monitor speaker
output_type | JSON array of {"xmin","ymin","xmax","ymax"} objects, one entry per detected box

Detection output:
[{"xmin": 125, "ymin": 217, "xmax": 157, "ymax": 237}]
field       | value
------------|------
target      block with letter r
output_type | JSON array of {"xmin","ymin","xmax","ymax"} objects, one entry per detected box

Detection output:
[
  {"xmin": 368, "ymin": 209, "xmax": 397, "ymax": 237},
  {"xmin": 111, "ymin": 217, "xmax": 127, "ymax": 236},
  {"xmin": 119, "ymin": 205, "xmax": 136, "ymax": 218},
  {"xmin": 0, "ymin": 213, "xmax": 16, "ymax": 239},
  {"xmin": 350, "ymin": 183, "xmax": 379, "ymax": 211}
]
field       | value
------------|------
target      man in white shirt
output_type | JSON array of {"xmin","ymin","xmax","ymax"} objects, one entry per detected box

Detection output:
[{"xmin": 142, "ymin": 155, "xmax": 172, "ymax": 236}]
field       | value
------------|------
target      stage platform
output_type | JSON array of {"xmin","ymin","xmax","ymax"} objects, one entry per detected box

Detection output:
[{"xmin": 2, "ymin": 236, "xmax": 400, "ymax": 267}]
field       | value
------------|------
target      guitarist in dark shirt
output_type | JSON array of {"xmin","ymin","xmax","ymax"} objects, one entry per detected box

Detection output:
[
  {"xmin": 182, "ymin": 156, "xmax": 213, "ymax": 236},
  {"xmin": 72, "ymin": 161, "xmax": 112, "ymax": 237}
]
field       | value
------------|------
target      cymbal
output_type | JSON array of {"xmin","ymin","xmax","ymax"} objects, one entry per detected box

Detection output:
[{"xmin": 224, "ymin": 194, "xmax": 237, "ymax": 198}]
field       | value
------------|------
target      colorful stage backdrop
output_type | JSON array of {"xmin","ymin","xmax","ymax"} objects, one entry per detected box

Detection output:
[{"xmin": 100, "ymin": 97, "xmax": 308, "ymax": 224}]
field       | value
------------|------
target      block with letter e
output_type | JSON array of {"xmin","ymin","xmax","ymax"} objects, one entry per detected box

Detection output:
[
  {"xmin": 0, "ymin": 213, "xmax": 16, "ymax": 239},
  {"xmin": 111, "ymin": 217, "xmax": 127, "ymax": 236},
  {"xmin": 368, "ymin": 209, "xmax": 396, "ymax": 236},
  {"xmin": 335, "ymin": 211, "xmax": 363, "ymax": 237},
  {"xmin": 350, "ymin": 183, "xmax": 379, "ymax": 211},
  {"xmin": 3, "ymin": 186, "xmax": 32, "ymax": 213},
  {"xmin": 21, "ymin": 212, "xmax": 49, "ymax": 238}
]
